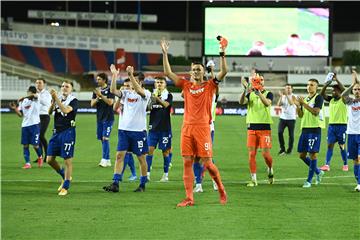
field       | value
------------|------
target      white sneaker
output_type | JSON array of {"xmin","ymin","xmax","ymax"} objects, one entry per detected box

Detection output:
[
  {"xmin": 98, "ymin": 159, "xmax": 111, "ymax": 167},
  {"xmin": 160, "ymin": 174, "xmax": 169, "ymax": 182},
  {"xmin": 212, "ymin": 180, "xmax": 218, "ymax": 191},
  {"xmin": 354, "ymin": 185, "xmax": 360, "ymax": 192},
  {"xmin": 193, "ymin": 184, "xmax": 203, "ymax": 193}
]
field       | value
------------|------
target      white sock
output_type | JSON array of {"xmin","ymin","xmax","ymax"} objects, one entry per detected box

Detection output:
[{"xmin": 251, "ymin": 173, "xmax": 257, "ymax": 181}]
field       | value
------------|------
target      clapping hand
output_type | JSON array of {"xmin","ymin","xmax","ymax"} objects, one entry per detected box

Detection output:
[
  {"xmin": 49, "ymin": 88, "xmax": 57, "ymax": 99},
  {"xmin": 110, "ymin": 64, "xmax": 120, "ymax": 76}
]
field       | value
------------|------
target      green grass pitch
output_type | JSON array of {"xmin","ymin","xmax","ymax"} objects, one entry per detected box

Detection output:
[{"xmin": 1, "ymin": 114, "xmax": 358, "ymax": 239}]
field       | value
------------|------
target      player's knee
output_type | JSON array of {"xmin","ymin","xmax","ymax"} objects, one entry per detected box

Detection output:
[
  {"xmin": 261, "ymin": 151, "xmax": 270, "ymax": 158},
  {"xmin": 328, "ymin": 143, "xmax": 334, "ymax": 149},
  {"xmin": 299, "ymin": 153, "xmax": 307, "ymax": 159},
  {"xmin": 339, "ymin": 144, "xmax": 345, "ymax": 150},
  {"xmin": 309, "ymin": 153, "xmax": 317, "ymax": 160},
  {"xmin": 102, "ymin": 137, "xmax": 109, "ymax": 141},
  {"xmin": 23, "ymin": 145, "xmax": 29, "ymax": 148},
  {"xmin": 162, "ymin": 149, "xmax": 170, "ymax": 156}
]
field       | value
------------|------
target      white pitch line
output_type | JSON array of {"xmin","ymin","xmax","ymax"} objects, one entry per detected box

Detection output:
[{"xmin": 1, "ymin": 175, "xmax": 354, "ymax": 185}]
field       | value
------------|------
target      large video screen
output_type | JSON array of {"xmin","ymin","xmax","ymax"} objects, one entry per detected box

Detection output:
[{"xmin": 204, "ymin": 7, "xmax": 330, "ymax": 56}]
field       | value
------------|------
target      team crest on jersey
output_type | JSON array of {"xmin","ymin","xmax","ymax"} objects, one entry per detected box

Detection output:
[
  {"xmin": 128, "ymin": 98, "xmax": 138, "ymax": 103},
  {"xmin": 351, "ymin": 106, "xmax": 360, "ymax": 111},
  {"xmin": 189, "ymin": 88, "xmax": 205, "ymax": 95}
]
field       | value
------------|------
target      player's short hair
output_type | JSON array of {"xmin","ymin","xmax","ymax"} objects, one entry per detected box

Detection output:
[
  {"xmin": 290, "ymin": 33, "xmax": 300, "ymax": 38},
  {"xmin": 134, "ymin": 72, "xmax": 145, "ymax": 81},
  {"xmin": 248, "ymin": 49, "xmax": 263, "ymax": 56},
  {"xmin": 285, "ymin": 84, "xmax": 293, "ymax": 89},
  {"xmin": 332, "ymin": 85, "xmax": 341, "ymax": 91},
  {"xmin": 97, "ymin": 73, "xmax": 108, "ymax": 81},
  {"xmin": 124, "ymin": 78, "xmax": 130, "ymax": 83},
  {"xmin": 155, "ymin": 76, "xmax": 166, "ymax": 82},
  {"xmin": 191, "ymin": 62, "xmax": 205, "ymax": 70},
  {"xmin": 36, "ymin": 78, "xmax": 46, "ymax": 84},
  {"xmin": 63, "ymin": 80, "xmax": 74, "ymax": 87},
  {"xmin": 308, "ymin": 78, "xmax": 319, "ymax": 85},
  {"xmin": 28, "ymin": 86, "xmax": 37, "ymax": 93}
]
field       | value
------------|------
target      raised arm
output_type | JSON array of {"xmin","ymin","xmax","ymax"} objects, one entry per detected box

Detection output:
[
  {"xmin": 216, "ymin": 45, "xmax": 228, "ymax": 81},
  {"xmin": 239, "ymin": 77, "xmax": 249, "ymax": 105},
  {"xmin": 333, "ymin": 74, "xmax": 345, "ymax": 92},
  {"xmin": 126, "ymin": 66, "xmax": 146, "ymax": 97},
  {"xmin": 49, "ymin": 89, "xmax": 73, "ymax": 114},
  {"xmin": 342, "ymin": 70, "xmax": 358, "ymax": 103},
  {"xmin": 9, "ymin": 102, "xmax": 22, "ymax": 117},
  {"xmin": 109, "ymin": 64, "xmax": 122, "ymax": 98},
  {"xmin": 320, "ymin": 80, "xmax": 332, "ymax": 100},
  {"xmin": 160, "ymin": 39, "xmax": 181, "ymax": 85}
]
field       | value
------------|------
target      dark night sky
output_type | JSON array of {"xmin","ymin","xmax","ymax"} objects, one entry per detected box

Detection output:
[{"xmin": 1, "ymin": 1, "xmax": 360, "ymax": 33}]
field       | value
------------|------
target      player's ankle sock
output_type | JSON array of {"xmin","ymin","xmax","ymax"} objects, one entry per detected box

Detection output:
[
  {"xmin": 354, "ymin": 164, "xmax": 360, "ymax": 184},
  {"xmin": 146, "ymin": 155, "xmax": 153, "ymax": 172},
  {"xmin": 307, "ymin": 159, "xmax": 317, "ymax": 183},
  {"xmin": 23, "ymin": 147, "xmax": 30, "ymax": 163},
  {"xmin": 140, "ymin": 175, "xmax": 147, "ymax": 187},
  {"xmin": 163, "ymin": 155, "xmax": 170, "ymax": 174},
  {"xmin": 193, "ymin": 162, "xmax": 203, "ymax": 184},
  {"xmin": 62, "ymin": 179, "xmax": 70, "ymax": 190},
  {"xmin": 203, "ymin": 160, "xmax": 224, "ymax": 191},
  {"xmin": 102, "ymin": 140, "xmax": 110, "ymax": 160},
  {"xmin": 325, "ymin": 148, "xmax": 333, "ymax": 165},
  {"xmin": 34, "ymin": 147, "xmax": 42, "ymax": 158},
  {"xmin": 251, "ymin": 173, "xmax": 257, "ymax": 182},
  {"xmin": 249, "ymin": 150, "xmax": 257, "ymax": 174},
  {"xmin": 183, "ymin": 160, "xmax": 194, "ymax": 201},
  {"xmin": 262, "ymin": 151, "xmax": 273, "ymax": 168},
  {"xmin": 57, "ymin": 168, "xmax": 65, "ymax": 179},
  {"xmin": 340, "ymin": 148, "xmax": 348, "ymax": 165},
  {"xmin": 112, "ymin": 173, "xmax": 122, "ymax": 184},
  {"xmin": 128, "ymin": 154, "xmax": 136, "ymax": 176}
]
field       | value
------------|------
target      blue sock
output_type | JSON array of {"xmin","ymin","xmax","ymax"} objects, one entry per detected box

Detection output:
[
  {"xmin": 57, "ymin": 168, "xmax": 65, "ymax": 179},
  {"xmin": 340, "ymin": 148, "xmax": 348, "ymax": 165},
  {"xmin": 62, "ymin": 180, "xmax": 70, "ymax": 190},
  {"xmin": 193, "ymin": 162, "xmax": 203, "ymax": 184},
  {"xmin": 140, "ymin": 175, "xmax": 148, "ymax": 187},
  {"xmin": 325, "ymin": 148, "xmax": 333, "ymax": 165},
  {"xmin": 121, "ymin": 154, "xmax": 129, "ymax": 175},
  {"xmin": 113, "ymin": 173, "xmax": 122, "ymax": 184},
  {"xmin": 169, "ymin": 152, "xmax": 173, "ymax": 164},
  {"xmin": 146, "ymin": 155, "xmax": 153, "ymax": 172},
  {"xmin": 127, "ymin": 154, "xmax": 136, "ymax": 176},
  {"xmin": 307, "ymin": 159, "xmax": 317, "ymax": 183},
  {"xmin": 34, "ymin": 147, "xmax": 42, "ymax": 158},
  {"xmin": 354, "ymin": 164, "xmax": 360, "ymax": 184},
  {"xmin": 23, "ymin": 147, "xmax": 30, "ymax": 163},
  {"xmin": 102, "ymin": 140, "xmax": 110, "ymax": 160},
  {"xmin": 163, "ymin": 155, "xmax": 170, "ymax": 173}
]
